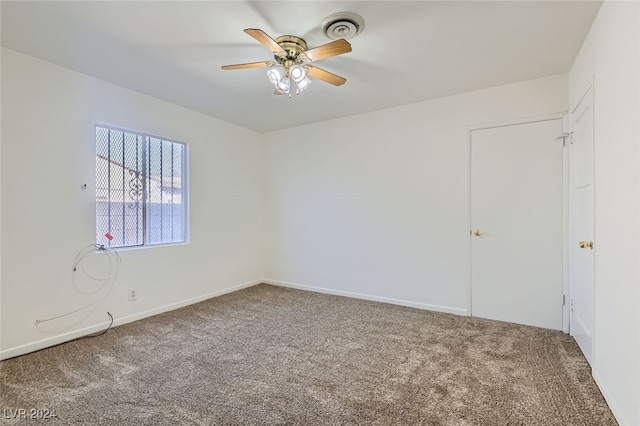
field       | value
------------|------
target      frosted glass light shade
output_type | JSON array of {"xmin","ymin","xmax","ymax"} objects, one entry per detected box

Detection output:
[
  {"xmin": 296, "ymin": 76, "xmax": 312, "ymax": 92},
  {"xmin": 276, "ymin": 77, "xmax": 291, "ymax": 93},
  {"xmin": 267, "ymin": 67, "xmax": 286, "ymax": 85},
  {"xmin": 290, "ymin": 65, "xmax": 307, "ymax": 82}
]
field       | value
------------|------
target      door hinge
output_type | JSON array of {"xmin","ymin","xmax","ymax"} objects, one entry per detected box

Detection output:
[
  {"xmin": 562, "ymin": 294, "xmax": 566, "ymax": 306},
  {"xmin": 570, "ymin": 299, "xmax": 575, "ymax": 312},
  {"xmin": 557, "ymin": 132, "xmax": 571, "ymax": 147}
]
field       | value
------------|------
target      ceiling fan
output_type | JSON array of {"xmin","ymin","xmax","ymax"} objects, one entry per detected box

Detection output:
[{"xmin": 221, "ymin": 28, "xmax": 352, "ymax": 96}]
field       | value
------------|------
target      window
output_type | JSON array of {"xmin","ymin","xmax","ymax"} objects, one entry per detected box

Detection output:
[{"xmin": 96, "ymin": 125, "xmax": 187, "ymax": 248}]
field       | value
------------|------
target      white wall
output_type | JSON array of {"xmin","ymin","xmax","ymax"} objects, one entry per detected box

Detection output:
[
  {"xmin": 263, "ymin": 74, "xmax": 568, "ymax": 314},
  {"xmin": 0, "ymin": 48, "xmax": 264, "ymax": 359},
  {"xmin": 569, "ymin": 2, "xmax": 640, "ymax": 425}
]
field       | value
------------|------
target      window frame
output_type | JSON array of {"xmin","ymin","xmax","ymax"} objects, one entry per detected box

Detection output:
[{"xmin": 95, "ymin": 123, "xmax": 189, "ymax": 249}]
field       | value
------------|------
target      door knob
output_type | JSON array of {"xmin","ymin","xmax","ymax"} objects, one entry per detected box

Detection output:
[
  {"xmin": 474, "ymin": 229, "xmax": 483, "ymax": 237},
  {"xmin": 579, "ymin": 241, "xmax": 593, "ymax": 249}
]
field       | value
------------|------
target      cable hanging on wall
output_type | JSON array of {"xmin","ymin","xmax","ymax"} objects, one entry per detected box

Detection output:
[{"xmin": 35, "ymin": 244, "xmax": 121, "ymax": 337}]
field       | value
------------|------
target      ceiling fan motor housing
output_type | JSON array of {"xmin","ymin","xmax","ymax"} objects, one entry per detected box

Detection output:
[{"xmin": 274, "ymin": 35, "xmax": 308, "ymax": 67}]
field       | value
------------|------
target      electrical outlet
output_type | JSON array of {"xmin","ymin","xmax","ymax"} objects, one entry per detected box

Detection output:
[{"xmin": 128, "ymin": 289, "xmax": 137, "ymax": 301}]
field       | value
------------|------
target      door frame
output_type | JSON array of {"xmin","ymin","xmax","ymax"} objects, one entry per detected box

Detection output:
[{"xmin": 466, "ymin": 113, "xmax": 570, "ymax": 332}]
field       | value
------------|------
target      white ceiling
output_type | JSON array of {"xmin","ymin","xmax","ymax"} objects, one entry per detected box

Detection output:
[{"xmin": 1, "ymin": 1, "xmax": 602, "ymax": 133}]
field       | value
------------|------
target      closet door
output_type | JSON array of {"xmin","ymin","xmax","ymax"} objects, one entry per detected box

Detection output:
[
  {"xmin": 570, "ymin": 87, "xmax": 594, "ymax": 365},
  {"xmin": 470, "ymin": 119, "xmax": 564, "ymax": 330}
]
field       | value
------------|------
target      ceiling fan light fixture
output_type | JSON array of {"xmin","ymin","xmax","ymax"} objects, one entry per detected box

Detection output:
[
  {"xmin": 267, "ymin": 66, "xmax": 285, "ymax": 85},
  {"xmin": 276, "ymin": 76, "xmax": 291, "ymax": 94},
  {"xmin": 266, "ymin": 66, "xmax": 291, "ymax": 93},
  {"xmin": 290, "ymin": 65, "xmax": 307, "ymax": 82},
  {"xmin": 296, "ymin": 76, "xmax": 312, "ymax": 93}
]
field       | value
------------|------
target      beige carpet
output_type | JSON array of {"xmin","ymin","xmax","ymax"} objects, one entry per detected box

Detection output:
[{"xmin": 1, "ymin": 284, "xmax": 616, "ymax": 425}]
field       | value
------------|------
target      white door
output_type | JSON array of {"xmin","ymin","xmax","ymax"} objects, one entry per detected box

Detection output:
[
  {"xmin": 570, "ymin": 86, "xmax": 594, "ymax": 365},
  {"xmin": 471, "ymin": 119, "xmax": 564, "ymax": 330}
]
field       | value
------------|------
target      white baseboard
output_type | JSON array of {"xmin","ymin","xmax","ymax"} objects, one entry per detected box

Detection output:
[
  {"xmin": 111, "ymin": 279, "xmax": 261, "ymax": 329},
  {"xmin": 263, "ymin": 279, "xmax": 468, "ymax": 316},
  {"xmin": 3, "ymin": 279, "xmax": 467, "ymax": 360},
  {"xmin": 0, "ymin": 279, "xmax": 262, "ymax": 361},
  {"xmin": 593, "ymin": 369, "xmax": 632, "ymax": 426}
]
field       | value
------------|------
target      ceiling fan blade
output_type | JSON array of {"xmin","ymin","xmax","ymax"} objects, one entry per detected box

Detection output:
[
  {"xmin": 244, "ymin": 28, "xmax": 285, "ymax": 53},
  {"xmin": 301, "ymin": 39, "xmax": 352, "ymax": 62},
  {"xmin": 221, "ymin": 61, "xmax": 274, "ymax": 70},
  {"xmin": 306, "ymin": 66, "xmax": 347, "ymax": 86}
]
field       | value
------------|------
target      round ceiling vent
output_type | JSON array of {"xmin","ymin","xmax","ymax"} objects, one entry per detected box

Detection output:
[{"xmin": 322, "ymin": 12, "xmax": 365, "ymax": 40}]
